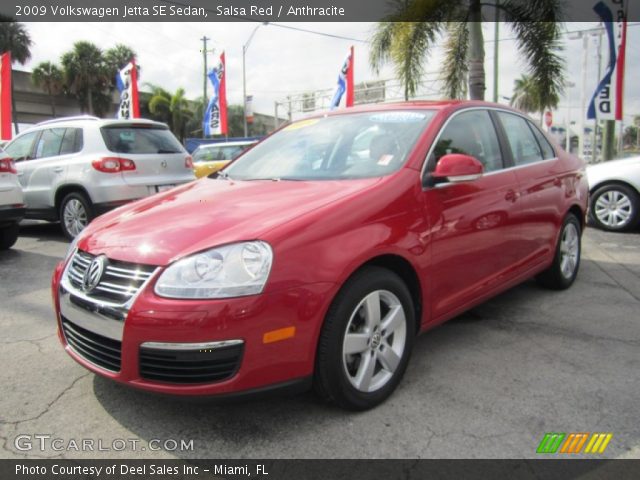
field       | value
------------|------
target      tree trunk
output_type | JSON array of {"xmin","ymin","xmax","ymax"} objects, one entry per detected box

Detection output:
[
  {"xmin": 468, "ymin": 0, "xmax": 485, "ymax": 100},
  {"xmin": 87, "ymin": 87, "xmax": 93, "ymax": 115},
  {"xmin": 11, "ymin": 71, "xmax": 19, "ymax": 134},
  {"xmin": 48, "ymin": 86, "xmax": 56, "ymax": 118}
]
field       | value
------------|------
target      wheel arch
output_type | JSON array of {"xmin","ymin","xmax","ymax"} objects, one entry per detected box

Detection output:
[
  {"xmin": 54, "ymin": 184, "xmax": 93, "ymax": 218},
  {"xmin": 344, "ymin": 253, "xmax": 423, "ymax": 335},
  {"xmin": 590, "ymin": 179, "xmax": 640, "ymax": 195}
]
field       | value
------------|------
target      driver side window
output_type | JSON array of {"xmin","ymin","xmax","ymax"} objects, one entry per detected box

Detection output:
[{"xmin": 432, "ymin": 110, "xmax": 503, "ymax": 173}]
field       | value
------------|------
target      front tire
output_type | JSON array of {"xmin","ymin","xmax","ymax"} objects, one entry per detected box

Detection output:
[
  {"xmin": 314, "ymin": 266, "xmax": 416, "ymax": 410},
  {"xmin": 59, "ymin": 192, "xmax": 93, "ymax": 240},
  {"xmin": 0, "ymin": 223, "xmax": 19, "ymax": 250},
  {"xmin": 589, "ymin": 183, "xmax": 640, "ymax": 232},
  {"xmin": 536, "ymin": 213, "xmax": 582, "ymax": 290}
]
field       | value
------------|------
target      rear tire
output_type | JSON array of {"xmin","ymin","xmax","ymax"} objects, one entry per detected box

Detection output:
[
  {"xmin": 536, "ymin": 213, "xmax": 582, "ymax": 290},
  {"xmin": 0, "ymin": 223, "xmax": 19, "ymax": 250},
  {"xmin": 59, "ymin": 192, "xmax": 93, "ymax": 240},
  {"xmin": 314, "ymin": 266, "xmax": 415, "ymax": 410}
]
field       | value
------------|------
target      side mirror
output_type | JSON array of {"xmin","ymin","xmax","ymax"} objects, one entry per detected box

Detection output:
[{"xmin": 432, "ymin": 154, "xmax": 483, "ymax": 183}]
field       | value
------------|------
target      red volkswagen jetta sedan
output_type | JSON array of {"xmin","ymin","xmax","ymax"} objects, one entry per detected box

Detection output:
[{"xmin": 52, "ymin": 101, "xmax": 588, "ymax": 410}]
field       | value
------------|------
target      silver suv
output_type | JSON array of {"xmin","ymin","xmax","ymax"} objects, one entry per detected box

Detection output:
[{"xmin": 4, "ymin": 116, "xmax": 195, "ymax": 239}]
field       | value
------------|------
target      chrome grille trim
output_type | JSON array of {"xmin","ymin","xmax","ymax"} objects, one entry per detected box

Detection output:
[{"xmin": 63, "ymin": 250, "xmax": 158, "ymax": 307}]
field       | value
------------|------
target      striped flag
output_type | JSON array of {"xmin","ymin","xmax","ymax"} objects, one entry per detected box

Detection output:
[
  {"xmin": 116, "ymin": 59, "xmax": 140, "ymax": 119},
  {"xmin": 587, "ymin": 0, "xmax": 627, "ymax": 121},
  {"xmin": 0, "ymin": 52, "xmax": 11, "ymax": 140},
  {"xmin": 203, "ymin": 52, "xmax": 228, "ymax": 136},
  {"xmin": 330, "ymin": 46, "xmax": 354, "ymax": 110}
]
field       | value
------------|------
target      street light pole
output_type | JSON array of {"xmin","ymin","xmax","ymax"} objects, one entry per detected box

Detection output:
[{"xmin": 242, "ymin": 23, "xmax": 268, "ymax": 138}]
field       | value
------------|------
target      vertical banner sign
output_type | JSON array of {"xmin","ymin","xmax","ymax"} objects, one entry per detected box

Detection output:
[
  {"xmin": 587, "ymin": 0, "xmax": 627, "ymax": 121},
  {"xmin": 0, "ymin": 52, "xmax": 12, "ymax": 140},
  {"xmin": 330, "ymin": 46, "xmax": 354, "ymax": 110},
  {"xmin": 116, "ymin": 59, "xmax": 140, "ymax": 119},
  {"xmin": 203, "ymin": 52, "xmax": 228, "ymax": 136}
]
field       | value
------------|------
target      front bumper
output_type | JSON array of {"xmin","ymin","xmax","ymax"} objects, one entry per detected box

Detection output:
[{"xmin": 52, "ymin": 260, "xmax": 335, "ymax": 396}]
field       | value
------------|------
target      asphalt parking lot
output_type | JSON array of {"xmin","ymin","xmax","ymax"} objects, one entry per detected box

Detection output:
[{"xmin": 1, "ymin": 222, "xmax": 638, "ymax": 460}]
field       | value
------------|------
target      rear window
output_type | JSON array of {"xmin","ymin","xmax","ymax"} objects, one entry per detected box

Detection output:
[{"xmin": 101, "ymin": 126, "xmax": 184, "ymax": 154}]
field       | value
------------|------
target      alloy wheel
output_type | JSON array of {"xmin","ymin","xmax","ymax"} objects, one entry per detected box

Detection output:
[
  {"xmin": 594, "ymin": 190, "xmax": 633, "ymax": 228},
  {"xmin": 342, "ymin": 289, "xmax": 407, "ymax": 393},
  {"xmin": 559, "ymin": 223, "xmax": 579, "ymax": 279},
  {"xmin": 63, "ymin": 199, "xmax": 88, "ymax": 238}
]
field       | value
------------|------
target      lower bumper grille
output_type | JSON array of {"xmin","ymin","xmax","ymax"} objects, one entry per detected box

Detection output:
[
  {"xmin": 139, "ymin": 344, "xmax": 243, "ymax": 384},
  {"xmin": 61, "ymin": 317, "xmax": 122, "ymax": 372}
]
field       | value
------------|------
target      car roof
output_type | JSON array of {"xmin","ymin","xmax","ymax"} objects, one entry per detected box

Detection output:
[
  {"xmin": 25, "ymin": 116, "xmax": 168, "ymax": 131},
  {"xmin": 304, "ymin": 100, "xmax": 522, "ymax": 118}
]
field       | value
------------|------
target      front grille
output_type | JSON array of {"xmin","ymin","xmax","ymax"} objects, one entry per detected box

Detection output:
[
  {"xmin": 66, "ymin": 250, "xmax": 156, "ymax": 304},
  {"xmin": 139, "ymin": 344, "xmax": 243, "ymax": 384},
  {"xmin": 61, "ymin": 317, "xmax": 122, "ymax": 372}
]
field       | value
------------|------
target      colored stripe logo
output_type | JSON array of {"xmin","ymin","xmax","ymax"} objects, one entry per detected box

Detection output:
[{"xmin": 537, "ymin": 433, "xmax": 613, "ymax": 454}]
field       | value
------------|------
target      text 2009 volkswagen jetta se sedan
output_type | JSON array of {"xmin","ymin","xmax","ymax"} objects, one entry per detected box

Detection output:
[{"xmin": 52, "ymin": 101, "xmax": 588, "ymax": 410}]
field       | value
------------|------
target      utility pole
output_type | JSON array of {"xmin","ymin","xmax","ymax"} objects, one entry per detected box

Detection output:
[{"xmin": 200, "ymin": 36, "xmax": 213, "ymax": 138}]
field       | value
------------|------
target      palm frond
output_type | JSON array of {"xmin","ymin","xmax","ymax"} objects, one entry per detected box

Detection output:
[
  {"xmin": 502, "ymin": 0, "xmax": 565, "ymax": 110},
  {"xmin": 441, "ymin": 22, "xmax": 469, "ymax": 99}
]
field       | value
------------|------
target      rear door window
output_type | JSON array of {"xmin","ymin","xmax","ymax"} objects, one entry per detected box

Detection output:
[
  {"xmin": 527, "ymin": 122, "xmax": 556, "ymax": 159},
  {"xmin": 101, "ymin": 126, "xmax": 184, "ymax": 154},
  {"xmin": 34, "ymin": 128, "xmax": 66, "ymax": 159},
  {"xmin": 496, "ymin": 112, "xmax": 544, "ymax": 166}
]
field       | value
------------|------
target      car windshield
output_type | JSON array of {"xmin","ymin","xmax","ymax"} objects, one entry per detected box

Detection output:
[
  {"xmin": 223, "ymin": 110, "xmax": 434, "ymax": 181},
  {"xmin": 193, "ymin": 145, "xmax": 248, "ymax": 162},
  {"xmin": 101, "ymin": 125, "xmax": 184, "ymax": 154}
]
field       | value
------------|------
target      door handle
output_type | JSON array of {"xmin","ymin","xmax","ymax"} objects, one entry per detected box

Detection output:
[
  {"xmin": 53, "ymin": 167, "xmax": 64, "ymax": 173},
  {"xmin": 17, "ymin": 172, "xmax": 24, "ymax": 176},
  {"xmin": 505, "ymin": 190, "xmax": 518, "ymax": 202}
]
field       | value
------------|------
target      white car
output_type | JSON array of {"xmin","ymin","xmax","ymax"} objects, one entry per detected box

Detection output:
[
  {"xmin": 4, "ymin": 116, "xmax": 195, "ymax": 240},
  {"xmin": 0, "ymin": 147, "xmax": 25, "ymax": 249},
  {"xmin": 587, "ymin": 156, "xmax": 640, "ymax": 231}
]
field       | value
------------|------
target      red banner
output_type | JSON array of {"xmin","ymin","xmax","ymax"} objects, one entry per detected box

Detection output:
[
  {"xmin": 131, "ymin": 57, "xmax": 140, "ymax": 118},
  {"xmin": 346, "ymin": 45, "xmax": 354, "ymax": 108},
  {"xmin": 0, "ymin": 52, "xmax": 12, "ymax": 140}
]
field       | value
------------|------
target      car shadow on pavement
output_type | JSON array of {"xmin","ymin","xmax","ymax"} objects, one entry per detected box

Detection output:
[{"xmin": 18, "ymin": 220, "xmax": 68, "ymax": 244}]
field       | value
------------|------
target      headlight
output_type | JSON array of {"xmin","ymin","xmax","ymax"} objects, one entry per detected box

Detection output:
[{"xmin": 154, "ymin": 241, "xmax": 273, "ymax": 299}]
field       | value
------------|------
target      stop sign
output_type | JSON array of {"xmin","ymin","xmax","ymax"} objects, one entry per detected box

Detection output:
[{"xmin": 544, "ymin": 111, "xmax": 553, "ymax": 128}]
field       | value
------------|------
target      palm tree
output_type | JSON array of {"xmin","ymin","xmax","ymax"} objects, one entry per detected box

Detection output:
[
  {"xmin": 510, "ymin": 74, "xmax": 559, "ymax": 123},
  {"xmin": 0, "ymin": 16, "xmax": 33, "ymax": 133},
  {"xmin": 31, "ymin": 61, "xmax": 63, "ymax": 117},
  {"xmin": 104, "ymin": 44, "xmax": 138, "ymax": 88},
  {"xmin": 370, "ymin": 0, "xmax": 565, "ymax": 104},
  {"xmin": 61, "ymin": 41, "xmax": 109, "ymax": 115},
  {"xmin": 146, "ymin": 84, "xmax": 193, "ymax": 141}
]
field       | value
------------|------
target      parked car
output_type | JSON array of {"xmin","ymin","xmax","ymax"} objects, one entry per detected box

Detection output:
[
  {"xmin": 587, "ymin": 156, "xmax": 640, "ymax": 231},
  {"xmin": 3, "ymin": 116, "xmax": 195, "ymax": 239},
  {"xmin": 0, "ymin": 148, "xmax": 25, "ymax": 249},
  {"xmin": 52, "ymin": 101, "xmax": 588, "ymax": 410},
  {"xmin": 192, "ymin": 140, "xmax": 257, "ymax": 178}
]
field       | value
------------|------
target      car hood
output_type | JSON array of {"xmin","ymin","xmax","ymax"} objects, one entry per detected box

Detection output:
[{"xmin": 79, "ymin": 177, "xmax": 381, "ymax": 266}]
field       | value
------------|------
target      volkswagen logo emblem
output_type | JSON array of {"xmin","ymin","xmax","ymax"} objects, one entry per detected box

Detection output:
[
  {"xmin": 82, "ymin": 255, "xmax": 108, "ymax": 293},
  {"xmin": 160, "ymin": 160, "xmax": 168, "ymax": 169}
]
